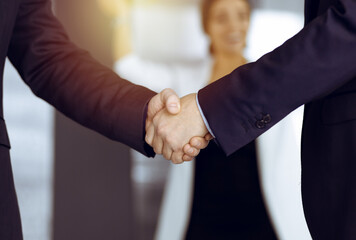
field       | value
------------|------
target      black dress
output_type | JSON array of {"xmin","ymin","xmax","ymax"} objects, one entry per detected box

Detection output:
[{"xmin": 185, "ymin": 141, "xmax": 277, "ymax": 240}]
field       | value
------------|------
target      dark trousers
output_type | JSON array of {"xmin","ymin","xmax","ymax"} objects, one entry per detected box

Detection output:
[{"xmin": 0, "ymin": 146, "xmax": 23, "ymax": 240}]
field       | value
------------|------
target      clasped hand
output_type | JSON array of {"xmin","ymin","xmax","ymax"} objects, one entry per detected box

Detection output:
[{"xmin": 146, "ymin": 89, "xmax": 212, "ymax": 164}]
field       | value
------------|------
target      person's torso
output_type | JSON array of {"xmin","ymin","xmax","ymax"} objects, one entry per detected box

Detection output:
[
  {"xmin": 186, "ymin": 141, "xmax": 278, "ymax": 240},
  {"xmin": 304, "ymin": 0, "xmax": 338, "ymax": 24},
  {"xmin": 302, "ymin": 0, "xmax": 356, "ymax": 239}
]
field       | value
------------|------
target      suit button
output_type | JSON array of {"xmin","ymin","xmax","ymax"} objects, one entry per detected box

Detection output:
[
  {"xmin": 255, "ymin": 120, "xmax": 266, "ymax": 129},
  {"xmin": 262, "ymin": 114, "xmax": 271, "ymax": 124}
]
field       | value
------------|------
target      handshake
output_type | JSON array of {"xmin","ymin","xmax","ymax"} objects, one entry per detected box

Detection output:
[{"xmin": 145, "ymin": 88, "xmax": 213, "ymax": 164}]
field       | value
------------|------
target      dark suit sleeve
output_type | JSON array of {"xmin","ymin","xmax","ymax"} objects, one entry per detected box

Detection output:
[
  {"xmin": 198, "ymin": 0, "xmax": 356, "ymax": 156},
  {"xmin": 7, "ymin": 0, "xmax": 156, "ymax": 156}
]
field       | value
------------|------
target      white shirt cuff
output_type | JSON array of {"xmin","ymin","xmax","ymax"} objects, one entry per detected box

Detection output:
[{"xmin": 196, "ymin": 93, "xmax": 216, "ymax": 138}]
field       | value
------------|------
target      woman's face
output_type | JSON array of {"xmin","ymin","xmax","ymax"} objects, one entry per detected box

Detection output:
[{"xmin": 207, "ymin": 0, "xmax": 250, "ymax": 55}]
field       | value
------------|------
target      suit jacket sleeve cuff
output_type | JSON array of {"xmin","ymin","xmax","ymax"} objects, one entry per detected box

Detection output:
[
  {"xmin": 196, "ymin": 93, "xmax": 216, "ymax": 138},
  {"xmin": 142, "ymin": 102, "xmax": 156, "ymax": 157}
]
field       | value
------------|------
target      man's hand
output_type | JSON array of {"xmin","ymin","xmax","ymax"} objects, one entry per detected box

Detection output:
[
  {"xmin": 146, "ymin": 93, "xmax": 210, "ymax": 164},
  {"xmin": 147, "ymin": 88, "xmax": 181, "ymax": 124}
]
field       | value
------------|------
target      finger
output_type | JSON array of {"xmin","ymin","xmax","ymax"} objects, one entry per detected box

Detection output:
[
  {"xmin": 190, "ymin": 137, "xmax": 210, "ymax": 149},
  {"xmin": 152, "ymin": 136, "xmax": 164, "ymax": 155},
  {"xmin": 183, "ymin": 144, "xmax": 200, "ymax": 157},
  {"xmin": 205, "ymin": 133, "xmax": 214, "ymax": 141},
  {"xmin": 147, "ymin": 94, "xmax": 164, "ymax": 121},
  {"xmin": 171, "ymin": 151, "xmax": 184, "ymax": 164},
  {"xmin": 160, "ymin": 88, "xmax": 180, "ymax": 114},
  {"xmin": 145, "ymin": 122, "xmax": 155, "ymax": 146},
  {"xmin": 183, "ymin": 154, "xmax": 194, "ymax": 162},
  {"xmin": 162, "ymin": 144, "xmax": 173, "ymax": 161}
]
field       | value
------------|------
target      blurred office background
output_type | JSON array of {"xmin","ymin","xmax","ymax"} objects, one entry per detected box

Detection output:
[{"xmin": 4, "ymin": 0, "xmax": 304, "ymax": 239}]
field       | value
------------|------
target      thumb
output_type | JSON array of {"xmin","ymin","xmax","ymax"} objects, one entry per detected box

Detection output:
[
  {"xmin": 161, "ymin": 88, "xmax": 180, "ymax": 115},
  {"xmin": 147, "ymin": 88, "xmax": 180, "ymax": 121}
]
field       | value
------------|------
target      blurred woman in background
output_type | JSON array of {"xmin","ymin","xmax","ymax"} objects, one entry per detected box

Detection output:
[{"xmin": 174, "ymin": 0, "xmax": 278, "ymax": 239}]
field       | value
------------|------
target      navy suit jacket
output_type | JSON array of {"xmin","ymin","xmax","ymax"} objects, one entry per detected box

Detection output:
[
  {"xmin": 198, "ymin": 0, "xmax": 356, "ymax": 239},
  {"xmin": 0, "ymin": 0, "xmax": 155, "ymax": 239}
]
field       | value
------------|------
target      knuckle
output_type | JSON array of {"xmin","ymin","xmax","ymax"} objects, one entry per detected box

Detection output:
[
  {"xmin": 163, "ymin": 150, "xmax": 172, "ymax": 160},
  {"xmin": 173, "ymin": 154, "xmax": 183, "ymax": 164},
  {"xmin": 157, "ymin": 125, "xmax": 166, "ymax": 136},
  {"xmin": 154, "ymin": 146, "xmax": 162, "ymax": 154},
  {"xmin": 163, "ymin": 88, "xmax": 173, "ymax": 95},
  {"xmin": 172, "ymin": 144, "xmax": 183, "ymax": 152},
  {"xmin": 165, "ymin": 135, "xmax": 175, "ymax": 146},
  {"xmin": 152, "ymin": 114, "xmax": 159, "ymax": 123},
  {"xmin": 174, "ymin": 159, "xmax": 183, "ymax": 165}
]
